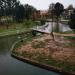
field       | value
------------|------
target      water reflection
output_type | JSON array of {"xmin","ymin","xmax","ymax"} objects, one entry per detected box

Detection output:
[{"xmin": 32, "ymin": 22, "xmax": 72, "ymax": 33}]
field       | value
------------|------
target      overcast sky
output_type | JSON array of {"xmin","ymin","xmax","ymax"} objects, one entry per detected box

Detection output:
[{"xmin": 19, "ymin": 0, "xmax": 75, "ymax": 10}]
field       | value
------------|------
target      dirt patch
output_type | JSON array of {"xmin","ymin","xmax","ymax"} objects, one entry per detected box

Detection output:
[{"xmin": 15, "ymin": 34, "xmax": 75, "ymax": 72}]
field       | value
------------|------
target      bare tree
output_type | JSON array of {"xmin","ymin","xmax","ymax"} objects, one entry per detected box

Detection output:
[{"xmin": 48, "ymin": 3, "xmax": 55, "ymax": 40}]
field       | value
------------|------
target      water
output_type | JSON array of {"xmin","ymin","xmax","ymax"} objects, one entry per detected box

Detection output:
[
  {"xmin": 0, "ymin": 35, "xmax": 60, "ymax": 75},
  {"xmin": 32, "ymin": 22, "xmax": 72, "ymax": 33}
]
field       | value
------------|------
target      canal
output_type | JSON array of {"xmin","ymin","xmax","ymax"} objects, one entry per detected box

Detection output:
[{"xmin": 0, "ymin": 34, "xmax": 60, "ymax": 75}]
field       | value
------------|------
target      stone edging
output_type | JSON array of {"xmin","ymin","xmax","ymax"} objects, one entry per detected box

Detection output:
[{"xmin": 11, "ymin": 53, "xmax": 75, "ymax": 75}]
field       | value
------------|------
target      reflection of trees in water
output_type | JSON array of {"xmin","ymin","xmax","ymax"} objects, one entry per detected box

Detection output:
[{"xmin": 36, "ymin": 22, "xmax": 71, "ymax": 33}]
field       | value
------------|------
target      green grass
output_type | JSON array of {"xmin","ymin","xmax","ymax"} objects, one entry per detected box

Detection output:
[
  {"xmin": 0, "ymin": 20, "xmax": 37, "ymax": 37},
  {"xmin": 64, "ymin": 36, "xmax": 75, "ymax": 46},
  {"xmin": 0, "ymin": 23, "xmax": 26, "ymax": 36},
  {"xmin": 0, "ymin": 28, "xmax": 28, "ymax": 37},
  {"xmin": 35, "ymin": 55, "xmax": 75, "ymax": 73},
  {"xmin": 59, "ymin": 30, "xmax": 74, "ymax": 34},
  {"xmin": 67, "ymin": 42, "xmax": 75, "ymax": 46},
  {"xmin": 12, "ymin": 33, "xmax": 33, "ymax": 53},
  {"xmin": 64, "ymin": 36, "xmax": 75, "ymax": 40},
  {"xmin": 46, "ymin": 59, "xmax": 75, "ymax": 72}
]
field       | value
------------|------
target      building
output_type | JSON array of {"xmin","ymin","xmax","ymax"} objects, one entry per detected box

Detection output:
[
  {"xmin": 63, "ymin": 8, "xmax": 74, "ymax": 19},
  {"xmin": 32, "ymin": 10, "xmax": 49, "ymax": 20}
]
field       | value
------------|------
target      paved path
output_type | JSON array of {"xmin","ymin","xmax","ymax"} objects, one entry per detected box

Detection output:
[{"xmin": 53, "ymin": 32, "xmax": 75, "ymax": 37}]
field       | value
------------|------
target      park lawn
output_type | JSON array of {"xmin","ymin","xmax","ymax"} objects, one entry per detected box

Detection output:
[
  {"xmin": 0, "ymin": 20, "xmax": 37, "ymax": 37},
  {"xmin": 0, "ymin": 25, "xmax": 28, "ymax": 37},
  {"xmin": 59, "ymin": 31, "xmax": 74, "ymax": 34}
]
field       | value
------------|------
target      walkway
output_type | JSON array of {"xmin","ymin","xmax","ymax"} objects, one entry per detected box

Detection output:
[{"xmin": 53, "ymin": 32, "xmax": 75, "ymax": 37}]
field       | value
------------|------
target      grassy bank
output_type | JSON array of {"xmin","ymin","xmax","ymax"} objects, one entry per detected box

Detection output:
[
  {"xmin": 59, "ymin": 31, "xmax": 74, "ymax": 34},
  {"xmin": 64, "ymin": 36, "xmax": 75, "ymax": 47},
  {"xmin": 12, "ymin": 33, "xmax": 33, "ymax": 54},
  {"xmin": 12, "ymin": 34, "xmax": 75, "ymax": 74}
]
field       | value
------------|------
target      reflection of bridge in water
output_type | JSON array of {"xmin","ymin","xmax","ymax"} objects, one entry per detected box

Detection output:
[{"xmin": 32, "ymin": 22, "xmax": 72, "ymax": 34}]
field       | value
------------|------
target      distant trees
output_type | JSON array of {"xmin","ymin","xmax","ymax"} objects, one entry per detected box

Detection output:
[
  {"xmin": 67, "ymin": 4, "xmax": 73, "ymax": 10},
  {"xmin": 0, "ymin": 0, "xmax": 37, "ymax": 23},
  {"xmin": 24, "ymin": 4, "xmax": 36, "ymax": 20},
  {"xmin": 0, "ymin": 0, "xmax": 20, "ymax": 23},
  {"xmin": 0, "ymin": 0, "xmax": 20, "ymax": 16},
  {"xmin": 69, "ymin": 9, "xmax": 75, "ymax": 32},
  {"xmin": 14, "ymin": 5, "xmax": 25, "ymax": 22},
  {"xmin": 0, "ymin": 0, "xmax": 4, "ymax": 22},
  {"xmin": 13, "ymin": 4, "xmax": 37, "ymax": 22},
  {"xmin": 66, "ymin": 4, "xmax": 74, "ymax": 19},
  {"xmin": 5, "ymin": 0, "xmax": 18, "ymax": 16},
  {"xmin": 48, "ymin": 3, "xmax": 55, "ymax": 19}
]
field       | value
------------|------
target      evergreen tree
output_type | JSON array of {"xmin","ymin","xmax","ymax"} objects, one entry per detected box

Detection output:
[
  {"xmin": 69, "ymin": 9, "xmax": 75, "ymax": 32},
  {"xmin": 14, "ymin": 4, "xmax": 25, "ymax": 22},
  {"xmin": 24, "ymin": 4, "xmax": 36, "ymax": 20}
]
